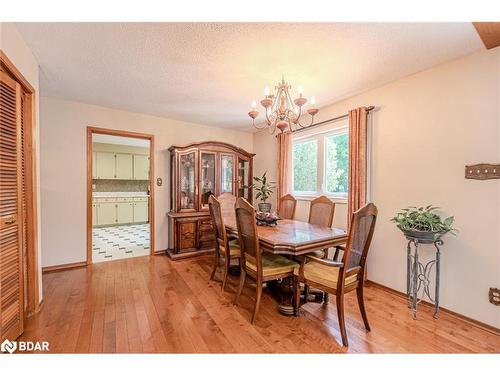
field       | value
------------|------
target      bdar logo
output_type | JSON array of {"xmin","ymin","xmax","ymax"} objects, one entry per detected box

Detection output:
[{"xmin": 1, "ymin": 339, "xmax": 17, "ymax": 354}]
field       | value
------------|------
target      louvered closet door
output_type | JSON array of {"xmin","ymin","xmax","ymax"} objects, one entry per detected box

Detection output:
[{"xmin": 0, "ymin": 70, "xmax": 24, "ymax": 341}]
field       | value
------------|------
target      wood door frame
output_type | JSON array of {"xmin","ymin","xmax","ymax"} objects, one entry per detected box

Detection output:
[
  {"xmin": 86, "ymin": 127, "xmax": 155, "ymax": 264},
  {"xmin": 0, "ymin": 50, "xmax": 40, "ymax": 317}
]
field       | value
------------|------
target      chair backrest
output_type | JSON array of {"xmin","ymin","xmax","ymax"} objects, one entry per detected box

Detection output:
[
  {"xmin": 278, "ymin": 194, "xmax": 297, "ymax": 220},
  {"xmin": 208, "ymin": 195, "xmax": 227, "ymax": 250},
  {"xmin": 340, "ymin": 203, "xmax": 378, "ymax": 283},
  {"xmin": 234, "ymin": 197, "xmax": 261, "ymax": 272},
  {"xmin": 308, "ymin": 196, "xmax": 335, "ymax": 227},
  {"xmin": 217, "ymin": 192, "xmax": 237, "ymax": 219}
]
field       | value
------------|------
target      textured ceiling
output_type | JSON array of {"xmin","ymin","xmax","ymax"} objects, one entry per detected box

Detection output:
[{"xmin": 16, "ymin": 23, "xmax": 483, "ymax": 130}]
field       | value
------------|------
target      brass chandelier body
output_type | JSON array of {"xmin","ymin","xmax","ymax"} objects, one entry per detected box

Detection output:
[{"xmin": 248, "ymin": 77, "xmax": 318, "ymax": 134}]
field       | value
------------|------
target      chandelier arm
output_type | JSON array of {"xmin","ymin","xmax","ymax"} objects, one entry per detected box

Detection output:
[
  {"xmin": 265, "ymin": 108, "xmax": 272, "ymax": 125},
  {"xmin": 253, "ymin": 121, "xmax": 269, "ymax": 130}
]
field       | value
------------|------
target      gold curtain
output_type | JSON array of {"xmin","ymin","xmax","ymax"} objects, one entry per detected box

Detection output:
[
  {"xmin": 277, "ymin": 132, "xmax": 292, "ymax": 210},
  {"xmin": 348, "ymin": 107, "xmax": 368, "ymax": 228}
]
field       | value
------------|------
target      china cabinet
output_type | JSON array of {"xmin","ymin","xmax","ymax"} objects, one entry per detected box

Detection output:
[{"xmin": 167, "ymin": 141, "xmax": 254, "ymax": 259}]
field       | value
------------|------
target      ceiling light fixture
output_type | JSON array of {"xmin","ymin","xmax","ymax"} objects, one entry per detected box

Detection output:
[{"xmin": 248, "ymin": 77, "xmax": 319, "ymax": 134}]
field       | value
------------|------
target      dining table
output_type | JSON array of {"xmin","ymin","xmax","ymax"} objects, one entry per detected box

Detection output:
[{"xmin": 222, "ymin": 208, "xmax": 348, "ymax": 315}]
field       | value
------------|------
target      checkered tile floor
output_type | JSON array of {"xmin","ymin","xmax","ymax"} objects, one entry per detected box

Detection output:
[{"xmin": 92, "ymin": 223, "xmax": 150, "ymax": 263}]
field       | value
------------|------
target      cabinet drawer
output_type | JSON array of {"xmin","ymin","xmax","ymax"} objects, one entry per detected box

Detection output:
[
  {"xmin": 134, "ymin": 197, "xmax": 149, "ymax": 202},
  {"xmin": 177, "ymin": 221, "xmax": 197, "ymax": 250},
  {"xmin": 116, "ymin": 197, "xmax": 134, "ymax": 202},
  {"xmin": 94, "ymin": 197, "xmax": 116, "ymax": 203}
]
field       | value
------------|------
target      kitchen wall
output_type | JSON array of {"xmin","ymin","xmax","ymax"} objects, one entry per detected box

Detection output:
[
  {"xmin": 0, "ymin": 23, "xmax": 43, "ymax": 303},
  {"xmin": 93, "ymin": 180, "xmax": 150, "ymax": 193},
  {"xmin": 253, "ymin": 47, "xmax": 500, "ymax": 328},
  {"xmin": 40, "ymin": 97, "xmax": 254, "ymax": 268}
]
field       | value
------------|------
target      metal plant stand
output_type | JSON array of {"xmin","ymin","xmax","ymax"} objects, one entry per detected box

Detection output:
[{"xmin": 406, "ymin": 236, "xmax": 443, "ymax": 319}]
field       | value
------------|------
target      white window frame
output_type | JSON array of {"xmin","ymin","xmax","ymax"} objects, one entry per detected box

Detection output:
[{"xmin": 292, "ymin": 125, "xmax": 348, "ymax": 200}]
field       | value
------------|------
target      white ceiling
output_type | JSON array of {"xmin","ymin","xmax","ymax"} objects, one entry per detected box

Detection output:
[{"xmin": 16, "ymin": 23, "xmax": 483, "ymax": 130}]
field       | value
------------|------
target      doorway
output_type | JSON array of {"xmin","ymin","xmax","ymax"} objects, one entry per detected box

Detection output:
[{"xmin": 87, "ymin": 127, "xmax": 155, "ymax": 264}]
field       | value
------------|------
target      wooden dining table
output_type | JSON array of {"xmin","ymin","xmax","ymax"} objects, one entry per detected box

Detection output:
[{"xmin": 222, "ymin": 208, "xmax": 348, "ymax": 314}]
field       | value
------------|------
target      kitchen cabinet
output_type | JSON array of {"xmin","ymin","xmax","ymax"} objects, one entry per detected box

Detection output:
[
  {"xmin": 96, "ymin": 152, "xmax": 116, "ymax": 179},
  {"xmin": 93, "ymin": 196, "xmax": 149, "ymax": 227},
  {"xmin": 133, "ymin": 201, "xmax": 149, "ymax": 222},
  {"xmin": 97, "ymin": 202, "xmax": 117, "ymax": 226},
  {"xmin": 117, "ymin": 202, "xmax": 134, "ymax": 223},
  {"xmin": 92, "ymin": 203, "xmax": 97, "ymax": 226},
  {"xmin": 116, "ymin": 153, "xmax": 133, "ymax": 179},
  {"xmin": 133, "ymin": 154, "xmax": 149, "ymax": 180},
  {"xmin": 94, "ymin": 152, "xmax": 149, "ymax": 180}
]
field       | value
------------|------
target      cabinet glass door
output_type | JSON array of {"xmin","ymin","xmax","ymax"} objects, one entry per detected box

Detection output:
[
  {"xmin": 200, "ymin": 152, "xmax": 216, "ymax": 209},
  {"xmin": 238, "ymin": 158, "xmax": 250, "ymax": 200},
  {"xmin": 179, "ymin": 152, "xmax": 196, "ymax": 210},
  {"xmin": 220, "ymin": 154, "xmax": 235, "ymax": 194}
]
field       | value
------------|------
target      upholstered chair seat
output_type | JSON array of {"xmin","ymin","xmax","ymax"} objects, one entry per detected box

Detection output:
[
  {"xmin": 219, "ymin": 239, "xmax": 241, "ymax": 257},
  {"xmin": 246, "ymin": 253, "xmax": 298, "ymax": 277},
  {"xmin": 293, "ymin": 261, "xmax": 358, "ymax": 290}
]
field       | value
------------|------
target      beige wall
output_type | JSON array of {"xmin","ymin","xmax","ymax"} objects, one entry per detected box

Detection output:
[
  {"xmin": 254, "ymin": 47, "xmax": 500, "ymax": 327},
  {"xmin": 1, "ymin": 23, "xmax": 43, "ymax": 303},
  {"xmin": 40, "ymin": 97, "xmax": 253, "ymax": 267}
]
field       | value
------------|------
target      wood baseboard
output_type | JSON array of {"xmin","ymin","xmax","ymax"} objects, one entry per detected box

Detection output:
[
  {"xmin": 366, "ymin": 280, "xmax": 500, "ymax": 335},
  {"xmin": 166, "ymin": 248, "xmax": 214, "ymax": 260},
  {"xmin": 42, "ymin": 261, "xmax": 87, "ymax": 273}
]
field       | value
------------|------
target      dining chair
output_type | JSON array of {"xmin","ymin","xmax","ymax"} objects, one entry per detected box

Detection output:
[
  {"xmin": 308, "ymin": 195, "xmax": 335, "ymax": 259},
  {"xmin": 278, "ymin": 194, "xmax": 297, "ymax": 220},
  {"xmin": 208, "ymin": 195, "xmax": 241, "ymax": 291},
  {"xmin": 294, "ymin": 203, "xmax": 378, "ymax": 347},
  {"xmin": 217, "ymin": 192, "xmax": 237, "ymax": 216},
  {"xmin": 234, "ymin": 197, "xmax": 299, "ymax": 324}
]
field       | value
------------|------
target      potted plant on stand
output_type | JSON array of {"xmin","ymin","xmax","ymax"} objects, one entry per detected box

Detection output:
[
  {"xmin": 391, "ymin": 205, "xmax": 457, "ymax": 241},
  {"xmin": 246, "ymin": 171, "xmax": 275, "ymax": 213}
]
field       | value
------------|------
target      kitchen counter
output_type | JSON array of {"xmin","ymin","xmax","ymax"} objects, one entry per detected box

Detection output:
[{"xmin": 93, "ymin": 192, "xmax": 149, "ymax": 198}]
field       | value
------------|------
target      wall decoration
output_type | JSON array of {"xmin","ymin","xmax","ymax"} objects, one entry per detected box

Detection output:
[{"xmin": 465, "ymin": 163, "xmax": 500, "ymax": 180}]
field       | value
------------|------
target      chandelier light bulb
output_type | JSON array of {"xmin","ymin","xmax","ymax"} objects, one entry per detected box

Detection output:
[
  {"xmin": 297, "ymin": 85, "xmax": 304, "ymax": 96},
  {"xmin": 264, "ymin": 86, "xmax": 270, "ymax": 97},
  {"xmin": 251, "ymin": 100, "xmax": 257, "ymax": 110},
  {"xmin": 310, "ymin": 96, "xmax": 316, "ymax": 108}
]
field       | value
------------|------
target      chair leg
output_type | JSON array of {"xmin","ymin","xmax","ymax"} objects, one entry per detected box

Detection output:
[
  {"xmin": 235, "ymin": 268, "xmax": 246, "ymax": 305},
  {"xmin": 221, "ymin": 256, "xmax": 229, "ymax": 291},
  {"xmin": 304, "ymin": 284, "xmax": 309, "ymax": 302},
  {"xmin": 251, "ymin": 281, "xmax": 263, "ymax": 324},
  {"xmin": 210, "ymin": 250, "xmax": 219, "ymax": 281},
  {"xmin": 293, "ymin": 276, "xmax": 300, "ymax": 316},
  {"xmin": 356, "ymin": 285, "xmax": 371, "ymax": 331},
  {"xmin": 336, "ymin": 293, "xmax": 348, "ymax": 347}
]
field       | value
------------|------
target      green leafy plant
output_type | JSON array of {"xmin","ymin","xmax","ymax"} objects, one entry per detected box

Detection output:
[
  {"xmin": 391, "ymin": 205, "xmax": 457, "ymax": 235},
  {"xmin": 245, "ymin": 172, "xmax": 275, "ymax": 203}
]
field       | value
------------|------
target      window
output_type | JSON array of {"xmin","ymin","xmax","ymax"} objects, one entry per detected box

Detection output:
[
  {"xmin": 292, "ymin": 139, "xmax": 317, "ymax": 193},
  {"xmin": 292, "ymin": 126, "xmax": 348, "ymax": 198}
]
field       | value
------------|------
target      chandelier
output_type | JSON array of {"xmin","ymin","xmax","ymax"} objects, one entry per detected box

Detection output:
[{"xmin": 248, "ymin": 77, "xmax": 319, "ymax": 134}]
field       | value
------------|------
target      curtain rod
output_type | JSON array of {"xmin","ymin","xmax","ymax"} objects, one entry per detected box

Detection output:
[{"xmin": 291, "ymin": 105, "xmax": 375, "ymax": 134}]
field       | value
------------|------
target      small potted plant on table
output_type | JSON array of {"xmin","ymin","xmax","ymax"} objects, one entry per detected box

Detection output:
[{"xmin": 246, "ymin": 171, "xmax": 275, "ymax": 213}]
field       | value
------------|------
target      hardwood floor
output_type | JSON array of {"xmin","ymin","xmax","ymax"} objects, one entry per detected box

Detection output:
[{"xmin": 20, "ymin": 254, "xmax": 500, "ymax": 353}]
